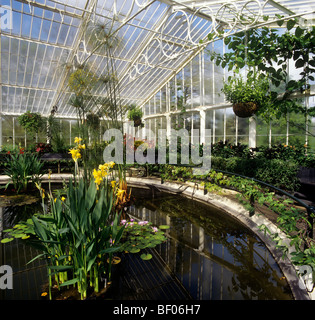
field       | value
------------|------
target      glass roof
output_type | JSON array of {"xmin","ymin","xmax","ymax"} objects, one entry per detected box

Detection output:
[{"xmin": 1, "ymin": 0, "xmax": 314, "ymax": 119}]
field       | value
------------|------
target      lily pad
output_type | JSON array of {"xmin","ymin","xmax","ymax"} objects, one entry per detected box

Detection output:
[
  {"xmin": 1, "ymin": 237, "xmax": 14, "ymax": 243},
  {"xmin": 159, "ymin": 225, "xmax": 170, "ymax": 230},
  {"xmin": 140, "ymin": 253, "xmax": 152, "ymax": 260},
  {"xmin": 129, "ymin": 248, "xmax": 140, "ymax": 253}
]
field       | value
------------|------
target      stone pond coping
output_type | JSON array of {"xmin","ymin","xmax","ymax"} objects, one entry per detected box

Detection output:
[{"xmin": 0, "ymin": 173, "xmax": 313, "ymax": 300}]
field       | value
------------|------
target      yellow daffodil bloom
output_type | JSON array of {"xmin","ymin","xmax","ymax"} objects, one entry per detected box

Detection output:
[
  {"xmin": 109, "ymin": 161, "xmax": 115, "ymax": 168},
  {"xmin": 74, "ymin": 137, "xmax": 82, "ymax": 144},
  {"xmin": 94, "ymin": 176, "xmax": 103, "ymax": 186},
  {"xmin": 69, "ymin": 148, "xmax": 81, "ymax": 162},
  {"xmin": 61, "ymin": 197, "xmax": 66, "ymax": 202},
  {"xmin": 78, "ymin": 144, "xmax": 86, "ymax": 150},
  {"xmin": 111, "ymin": 180, "xmax": 116, "ymax": 189}
]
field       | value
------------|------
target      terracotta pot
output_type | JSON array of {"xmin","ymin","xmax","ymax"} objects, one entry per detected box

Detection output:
[{"xmin": 233, "ymin": 102, "xmax": 259, "ymax": 118}]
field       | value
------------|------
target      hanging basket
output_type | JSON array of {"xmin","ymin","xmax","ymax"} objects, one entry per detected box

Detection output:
[
  {"xmin": 233, "ymin": 102, "xmax": 259, "ymax": 118},
  {"xmin": 133, "ymin": 116, "xmax": 142, "ymax": 127}
]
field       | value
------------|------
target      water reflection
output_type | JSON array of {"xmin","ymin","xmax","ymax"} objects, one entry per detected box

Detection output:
[{"xmin": 129, "ymin": 188, "xmax": 293, "ymax": 300}]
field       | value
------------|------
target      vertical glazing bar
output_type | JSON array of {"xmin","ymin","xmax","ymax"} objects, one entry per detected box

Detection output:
[
  {"xmin": 223, "ymin": 109, "xmax": 226, "ymax": 142},
  {"xmin": 305, "ymin": 96, "xmax": 309, "ymax": 147},
  {"xmin": 249, "ymin": 116, "xmax": 256, "ymax": 148},
  {"xmin": 212, "ymin": 110, "xmax": 216, "ymax": 143},
  {"xmin": 0, "ymin": 116, "xmax": 2, "ymax": 151},
  {"xmin": 286, "ymin": 112, "xmax": 289, "ymax": 146},
  {"xmin": 190, "ymin": 60, "xmax": 193, "ymax": 109},
  {"xmin": 235, "ymin": 116, "xmax": 238, "ymax": 145},
  {"xmin": 69, "ymin": 120, "xmax": 72, "ymax": 145},
  {"xmin": 269, "ymin": 120, "xmax": 272, "ymax": 147},
  {"xmin": 13, "ymin": 117, "xmax": 15, "ymax": 148},
  {"xmin": 200, "ymin": 109, "xmax": 206, "ymax": 145}
]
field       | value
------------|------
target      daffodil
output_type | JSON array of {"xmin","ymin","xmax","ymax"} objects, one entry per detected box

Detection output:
[
  {"xmin": 69, "ymin": 148, "xmax": 81, "ymax": 162},
  {"xmin": 94, "ymin": 176, "xmax": 103, "ymax": 186},
  {"xmin": 78, "ymin": 144, "xmax": 86, "ymax": 150},
  {"xmin": 111, "ymin": 180, "xmax": 116, "ymax": 189},
  {"xmin": 74, "ymin": 137, "xmax": 82, "ymax": 144},
  {"xmin": 61, "ymin": 197, "xmax": 66, "ymax": 202},
  {"xmin": 109, "ymin": 161, "xmax": 115, "ymax": 168}
]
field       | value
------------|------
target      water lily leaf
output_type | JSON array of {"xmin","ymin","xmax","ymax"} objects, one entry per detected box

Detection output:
[
  {"xmin": 13, "ymin": 233, "xmax": 26, "ymax": 238},
  {"xmin": 159, "ymin": 225, "xmax": 170, "ymax": 230},
  {"xmin": 1, "ymin": 238, "xmax": 14, "ymax": 243},
  {"xmin": 140, "ymin": 253, "xmax": 152, "ymax": 260},
  {"xmin": 129, "ymin": 248, "xmax": 140, "ymax": 253}
]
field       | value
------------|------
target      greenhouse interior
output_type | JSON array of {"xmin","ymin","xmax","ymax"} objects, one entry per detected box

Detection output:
[{"xmin": 0, "ymin": 0, "xmax": 315, "ymax": 302}]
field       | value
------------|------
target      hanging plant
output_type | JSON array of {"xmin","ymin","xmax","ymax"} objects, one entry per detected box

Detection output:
[
  {"xmin": 222, "ymin": 72, "xmax": 272, "ymax": 118},
  {"xmin": 18, "ymin": 111, "xmax": 45, "ymax": 134},
  {"xmin": 127, "ymin": 105, "xmax": 144, "ymax": 127},
  {"xmin": 209, "ymin": 16, "xmax": 315, "ymax": 120}
]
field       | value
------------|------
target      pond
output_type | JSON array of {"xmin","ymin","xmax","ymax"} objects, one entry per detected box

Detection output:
[{"xmin": 0, "ymin": 186, "xmax": 293, "ymax": 300}]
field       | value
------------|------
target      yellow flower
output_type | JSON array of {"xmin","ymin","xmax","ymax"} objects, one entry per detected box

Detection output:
[
  {"xmin": 41, "ymin": 292, "xmax": 48, "ymax": 297},
  {"xmin": 111, "ymin": 180, "xmax": 116, "ymax": 189},
  {"xmin": 95, "ymin": 176, "xmax": 103, "ymax": 186},
  {"xmin": 98, "ymin": 164, "xmax": 109, "ymax": 177},
  {"xmin": 78, "ymin": 144, "xmax": 86, "ymax": 150},
  {"xmin": 69, "ymin": 148, "xmax": 81, "ymax": 162},
  {"xmin": 74, "ymin": 137, "xmax": 82, "ymax": 144},
  {"xmin": 116, "ymin": 189, "xmax": 125, "ymax": 197},
  {"xmin": 108, "ymin": 161, "xmax": 115, "ymax": 168},
  {"xmin": 61, "ymin": 197, "xmax": 66, "ymax": 202},
  {"xmin": 54, "ymin": 198, "xmax": 57, "ymax": 203},
  {"xmin": 93, "ymin": 168, "xmax": 102, "ymax": 179}
]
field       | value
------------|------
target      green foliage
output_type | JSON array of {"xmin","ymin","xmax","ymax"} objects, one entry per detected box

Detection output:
[
  {"xmin": 222, "ymin": 72, "xmax": 271, "ymax": 107},
  {"xmin": 127, "ymin": 105, "xmax": 143, "ymax": 127},
  {"xmin": 209, "ymin": 19, "xmax": 315, "ymax": 120},
  {"xmin": 2, "ymin": 178, "xmax": 123, "ymax": 300},
  {"xmin": 4, "ymin": 152, "xmax": 44, "ymax": 193},
  {"xmin": 18, "ymin": 111, "xmax": 45, "ymax": 134},
  {"xmin": 211, "ymin": 140, "xmax": 254, "ymax": 159}
]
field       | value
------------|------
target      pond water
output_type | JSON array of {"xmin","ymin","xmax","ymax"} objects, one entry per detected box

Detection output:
[{"xmin": 0, "ymin": 186, "xmax": 293, "ymax": 300}]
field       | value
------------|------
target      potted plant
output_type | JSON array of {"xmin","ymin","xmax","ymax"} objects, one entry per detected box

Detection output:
[
  {"xmin": 18, "ymin": 111, "xmax": 45, "ymax": 134},
  {"xmin": 222, "ymin": 72, "xmax": 271, "ymax": 118},
  {"xmin": 127, "ymin": 105, "xmax": 144, "ymax": 127}
]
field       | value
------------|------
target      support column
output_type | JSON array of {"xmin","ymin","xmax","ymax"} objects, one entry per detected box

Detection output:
[
  {"xmin": 166, "ymin": 114, "xmax": 171, "ymax": 142},
  {"xmin": 12, "ymin": 117, "xmax": 15, "ymax": 147},
  {"xmin": 200, "ymin": 109, "xmax": 206, "ymax": 145},
  {"xmin": 0, "ymin": 115, "xmax": 2, "ymax": 151},
  {"xmin": 249, "ymin": 116, "xmax": 256, "ymax": 148}
]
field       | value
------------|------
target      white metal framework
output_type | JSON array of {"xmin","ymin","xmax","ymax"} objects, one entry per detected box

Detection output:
[{"xmin": 0, "ymin": 0, "xmax": 315, "ymax": 148}]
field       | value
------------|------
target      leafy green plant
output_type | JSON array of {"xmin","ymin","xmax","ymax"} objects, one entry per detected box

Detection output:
[
  {"xmin": 209, "ymin": 18, "xmax": 315, "ymax": 120},
  {"xmin": 4, "ymin": 152, "xmax": 44, "ymax": 193},
  {"xmin": 127, "ymin": 105, "xmax": 143, "ymax": 127},
  {"xmin": 18, "ymin": 111, "xmax": 45, "ymax": 134},
  {"xmin": 2, "ymin": 177, "xmax": 124, "ymax": 300},
  {"xmin": 222, "ymin": 72, "xmax": 272, "ymax": 117}
]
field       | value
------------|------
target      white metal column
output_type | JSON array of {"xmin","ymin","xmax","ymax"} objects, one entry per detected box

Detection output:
[{"xmin": 249, "ymin": 116, "xmax": 257, "ymax": 148}]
